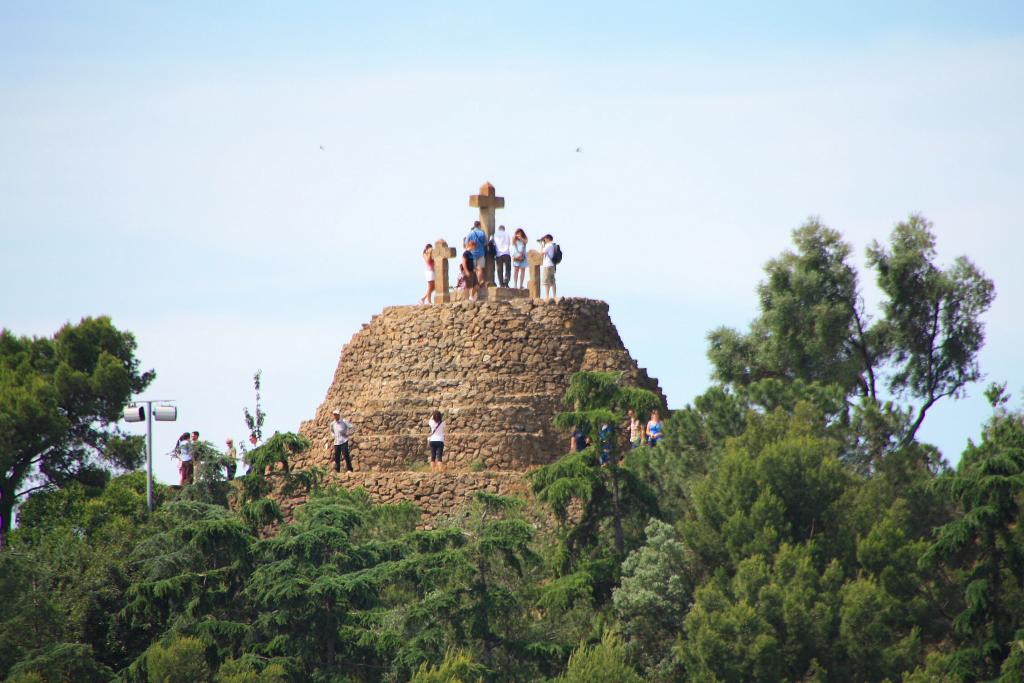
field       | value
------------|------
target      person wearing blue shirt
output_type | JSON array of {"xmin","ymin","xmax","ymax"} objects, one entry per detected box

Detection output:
[
  {"xmin": 598, "ymin": 422, "xmax": 614, "ymax": 466},
  {"xmin": 465, "ymin": 221, "xmax": 487, "ymax": 293}
]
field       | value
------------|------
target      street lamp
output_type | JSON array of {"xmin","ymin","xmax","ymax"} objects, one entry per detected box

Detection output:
[{"xmin": 123, "ymin": 399, "xmax": 177, "ymax": 511}]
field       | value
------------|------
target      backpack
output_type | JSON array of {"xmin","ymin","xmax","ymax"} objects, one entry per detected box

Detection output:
[{"xmin": 551, "ymin": 243, "xmax": 563, "ymax": 264}]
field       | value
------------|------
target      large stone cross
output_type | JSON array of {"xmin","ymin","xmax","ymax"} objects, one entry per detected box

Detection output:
[
  {"xmin": 469, "ymin": 182, "xmax": 505, "ymax": 286},
  {"xmin": 468, "ymin": 181, "xmax": 505, "ymax": 238},
  {"xmin": 431, "ymin": 239, "xmax": 457, "ymax": 303}
]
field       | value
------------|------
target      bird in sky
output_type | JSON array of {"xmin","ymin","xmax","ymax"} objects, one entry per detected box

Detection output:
[
  {"xmin": 319, "ymin": 145, "xmax": 325, "ymax": 151},
  {"xmin": 575, "ymin": 147, "xmax": 582, "ymax": 153}
]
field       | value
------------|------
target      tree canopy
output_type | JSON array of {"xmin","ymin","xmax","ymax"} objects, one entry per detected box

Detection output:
[
  {"xmin": 0, "ymin": 316, "xmax": 154, "ymax": 546},
  {"xmin": 2, "ymin": 216, "xmax": 1020, "ymax": 682}
]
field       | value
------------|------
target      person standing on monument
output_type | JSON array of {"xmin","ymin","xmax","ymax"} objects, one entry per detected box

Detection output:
[
  {"xmin": 225, "ymin": 438, "xmax": 238, "ymax": 480},
  {"xmin": 493, "ymin": 225, "xmax": 512, "ymax": 288},
  {"xmin": 420, "ymin": 243, "xmax": 435, "ymax": 305},
  {"xmin": 465, "ymin": 220, "xmax": 487, "ymax": 294},
  {"xmin": 175, "ymin": 432, "xmax": 193, "ymax": 485},
  {"xmin": 570, "ymin": 424, "xmax": 589, "ymax": 452},
  {"xmin": 331, "ymin": 410, "xmax": 355, "ymax": 472},
  {"xmin": 512, "ymin": 228, "xmax": 528, "ymax": 289},
  {"xmin": 627, "ymin": 409, "xmax": 644, "ymax": 450},
  {"xmin": 457, "ymin": 248, "xmax": 478, "ymax": 302},
  {"xmin": 540, "ymin": 233, "xmax": 557, "ymax": 302},
  {"xmin": 428, "ymin": 410, "xmax": 445, "ymax": 471},
  {"xmin": 646, "ymin": 409, "xmax": 665, "ymax": 447}
]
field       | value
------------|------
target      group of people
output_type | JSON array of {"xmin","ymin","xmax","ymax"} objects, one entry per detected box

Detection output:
[
  {"xmin": 171, "ymin": 431, "xmax": 257, "ymax": 485},
  {"xmin": 570, "ymin": 408, "xmax": 666, "ymax": 465},
  {"xmin": 330, "ymin": 406, "xmax": 661, "ymax": 475},
  {"xmin": 420, "ymin": 223, "xmax": 560, "ymax": 304},
  {"xmin": 330, "ymin": 409, "xmax": 446, "ymax": 472}
]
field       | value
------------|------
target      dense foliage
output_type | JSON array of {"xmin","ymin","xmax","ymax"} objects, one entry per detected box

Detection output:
[
  {"xmin": 0, "ymin": 316, "xmax": 154, "ymax": 546},
  {"xmin": 3, "ymin": 216, "xmax": 1022, "ymax": 681}
]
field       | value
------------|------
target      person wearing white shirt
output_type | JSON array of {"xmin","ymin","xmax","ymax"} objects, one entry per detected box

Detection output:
[
  {"xmin": 331, "ymin": 410, "xmax": 355, "ymax": 472},
  {"xmin": 493, "ymin": 225, "xmax": 512, "ymax": 288},
  {"xmin": 428, "ymin": 410, "xmax": 446, "ymax": 472},
  {"xmin": 175, "ymin": 432, "xmax": 193, "ymax": 485},
  {"xmin": 539, "ymin": 233, "xmax": 557, "ymax": 302}
]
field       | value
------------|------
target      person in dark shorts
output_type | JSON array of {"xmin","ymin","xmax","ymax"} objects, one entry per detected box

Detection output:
[
  {"xmin": 331, "ymin": 410, "xmax": 354, "ymax": 472},
  {"xmin": 570, "ymin": 425, "xmax": 589, "ymax": 452},
  {"xmin": 428, "ymin": 410, "xmax": 445, "ymax": 471}
]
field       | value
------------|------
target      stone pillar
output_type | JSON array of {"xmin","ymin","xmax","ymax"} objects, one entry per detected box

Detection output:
[{"xmin": 527, "ymin": 249, "xmax": 544, "ymax": 300}]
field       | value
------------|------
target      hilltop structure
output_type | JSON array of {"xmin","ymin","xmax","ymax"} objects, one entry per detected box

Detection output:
[{"xmin": 280, "ymin": 184, "xmax": 667, "ymax": 523}]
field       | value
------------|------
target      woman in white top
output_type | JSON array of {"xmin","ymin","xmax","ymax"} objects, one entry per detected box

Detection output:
[
  {"xmin": 428, "ymin": 410, "xmax": 445, "ymax": 471},
  {"xmin": 419, "ymin": 243, "xmax": 435, "ymax": 305}
]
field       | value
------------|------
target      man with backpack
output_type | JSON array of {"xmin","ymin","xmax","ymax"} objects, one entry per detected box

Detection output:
[
  {"xmin": 539, "ymin": 233, "xmax": 562, "ymax": 302},
  {"xmin": 464, "ymin": 221, "xmax": 487, "ymax": 296}
]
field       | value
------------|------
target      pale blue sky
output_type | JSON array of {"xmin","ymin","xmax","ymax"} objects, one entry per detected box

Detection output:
[{"xmin": 2, "ymin": 2, "xmax": 1022, "ymax": 484}]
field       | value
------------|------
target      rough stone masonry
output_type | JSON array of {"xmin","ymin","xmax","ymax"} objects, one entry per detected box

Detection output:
[{"xmin": 285, "ymin": 297, "xmax": 666, "ymax": 523}]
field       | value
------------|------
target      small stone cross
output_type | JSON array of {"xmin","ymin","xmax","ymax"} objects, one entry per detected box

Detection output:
[
  {"xmin": 526, "ymin": 249, "xmax": 544, "ymax": 299},
  {"xmin": 469, "ymin": 182, "xmax": 505, "ymax": 286},
  {"xmin": 431, "ymin": 239, "xmax": 457, "ymax": 303}
]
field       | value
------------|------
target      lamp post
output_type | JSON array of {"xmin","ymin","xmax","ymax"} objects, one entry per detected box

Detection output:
[{"xmin": 123, "ymin": 399, "xmax": 177, "ymax": 511}]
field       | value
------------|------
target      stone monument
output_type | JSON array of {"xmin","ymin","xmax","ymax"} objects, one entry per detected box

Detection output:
[{"xmin": 281, "ymin": 298, "xmax": 668, "ymax": 525}]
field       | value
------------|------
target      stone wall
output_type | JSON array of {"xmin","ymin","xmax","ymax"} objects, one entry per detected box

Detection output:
[
  {"xmin": 276, "ymin": 470, "xmax": 530, "ymax": 528},
  {"xmin": 292, "ymin": 297, "xmax": 666, "ymax": 475}
]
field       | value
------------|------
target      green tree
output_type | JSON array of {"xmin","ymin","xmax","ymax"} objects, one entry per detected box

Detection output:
[
  {"xmin": 145, "ymin": 635, "xmax": 211, "ymax": 683},
  {"xmin": 552, "ymin": 632, "xmax": 644, "ymax": 683},
  {"xmin": 612, "ymin": 519, "xmax": 694, "ymax": 680},
  {"xmin": 4, "ymin": 642, "xmax": 115, "ymax": 683},
  {"xmin": 409, "ymin": 649, "xmax": 485, "ymax": 683},
  {"xmin": 122, "ymin": 500, "xmax": 255, "ymax": 674},
  {"xmin": 920, "ymin": 389, "xmax": 1024, "ymax": 680},
  {"xmin": 1, "ymin": 472, "xmax": 164, "ymax": 677},
  {"xmin": 242, "ymin": 487, "xmax": 405, "ymax": 681},
  {"xmin": 707, "ymin": 220, "xmax": 868, "ymax": 395},
  {"xmin": 0, "ymin": 317, "xmax": 154, "ymax": 545},
  {"xmin": 866, "ymin": 214, "xmax": 995, "ymax": 445},
  {"xmin": 532, "ymin": 372, "xmax": 661, "ymax": 588},
  {"xmin": 707, "ymin": 216, "xmax": 994, "ymax": 453},
  {"xmin": 390, "ymin": 493, "xmax": 546, "ymax": 680}
]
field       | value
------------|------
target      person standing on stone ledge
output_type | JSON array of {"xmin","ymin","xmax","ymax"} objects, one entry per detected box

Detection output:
[
  {"xmin": 457, "ymin": 248, "xmax": 478, "ymax": 302},
  {"xmin": 646, "ymin": 409, "xmax": 665, "ymax": 447},
  {"xmin": 627, "ymin": 409, "xmax": 644, "ymax": 450},
  {"xmin": 174, "ymin": 431, "xmax": 193, "ymax": 485},
  {"xmin": 419, "ymin": 243, "xmax": 435, "ymax": 305},
  {"xmin": 540, "ymin": 233, "xmax": 558, "ymax": 302},
  {"xmin": 570, "ymin": 424, "xmax": 589, "ymax": 452},
  {"xmin": 428, "ymin": 410, "xmax": 445, "ymax": 472},
  {"xmin": 331, "ymin": 410, "xmax": 355, "ymax": 472},
  {"xmin": 512, "ymin": 228, "xmax": 528, "ymax": 289},
  {"xmin": 225, "ymin": 438, "xmax": 238, "ymax": 480},
  {"xmin": 465, "ymin": 220, "xmax": 487, "ymax": 295},
  {"xmin": 493, "ymin": 225, "xmax": 512, "ymax": 287}
]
